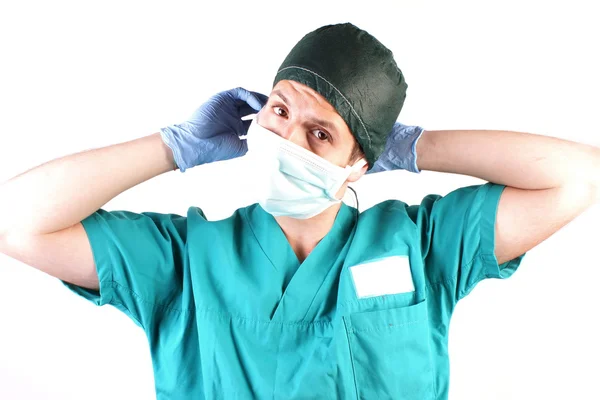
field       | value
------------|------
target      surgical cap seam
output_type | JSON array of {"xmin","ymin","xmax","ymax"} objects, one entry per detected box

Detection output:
[{"xmin": 276, "ymin": 65, "xmax": 372, "ymax": 149}]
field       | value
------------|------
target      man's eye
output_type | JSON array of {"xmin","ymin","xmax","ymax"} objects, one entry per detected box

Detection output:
[
  {"xmin": 312, "ymin": 129, "xmax": 330, "ymax": 142},
  {"xmin": 273, "ymin": 106, "xmax": 287, "ymax": 117}
]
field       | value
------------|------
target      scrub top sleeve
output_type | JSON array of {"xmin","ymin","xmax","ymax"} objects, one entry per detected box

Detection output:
[
  {"xmin": 477, "ymin": 184, "xmax": 525, "ymax": 282},
  {"xmin": 60, "ymin": 208, "xmax": 189, "ymax": 328},
  {"xmin": 413, "ymin": 183, "xmax": 526, "ymax": 303}
]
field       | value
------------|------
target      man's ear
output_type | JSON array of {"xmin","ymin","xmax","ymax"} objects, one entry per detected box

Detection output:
[{"xmin": 347, "ymin": 159, "xmax": 369, "ymax": 183}]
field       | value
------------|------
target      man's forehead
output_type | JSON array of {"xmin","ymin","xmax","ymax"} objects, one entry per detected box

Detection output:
[{"xmin": 271, "ymin": 80, "xmax": 335, "ymax": 111}]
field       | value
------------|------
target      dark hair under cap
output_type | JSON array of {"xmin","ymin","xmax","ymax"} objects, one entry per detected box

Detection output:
[{"xmin": 273, "ymin": 22, "xmax": 408, "ymax": 170}]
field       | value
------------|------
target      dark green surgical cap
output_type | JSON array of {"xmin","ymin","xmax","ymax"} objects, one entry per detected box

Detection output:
[{"xmin": 273, "ymin": 22, "xmax": 408, "ymax": 169}]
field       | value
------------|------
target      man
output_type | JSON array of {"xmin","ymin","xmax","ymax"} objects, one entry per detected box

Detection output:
[{"xmin": 0, "ymin": 23, "xmax": 598, "ymax": 399}]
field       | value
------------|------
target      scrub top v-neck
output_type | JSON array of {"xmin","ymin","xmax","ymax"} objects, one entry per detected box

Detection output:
[
  {"xmin": 246, "ymin": 201, "xmax": 356, "ymax": 322},
  {"xmin": 60, "ymin": 182, "xmax": 527, "ymax": 399}
]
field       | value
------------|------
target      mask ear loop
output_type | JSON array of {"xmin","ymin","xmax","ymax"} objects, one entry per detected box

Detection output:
[
  {"xmin": 346, "ymin": 185, "xmax": 359, "ymax": 225},
  {"xmin": 351, "ymin": 158, "xmax": 368, "ymax": 172},
  {"xmin": 346, "ymin": 158, "xmax": 365, "ymax": 224}
]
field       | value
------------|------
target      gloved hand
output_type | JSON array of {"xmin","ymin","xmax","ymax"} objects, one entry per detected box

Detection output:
[
  {"xmin": 366, "ymin": 122, "xmax": 425, "ymax": 174},
  {"xmin": 160, "ymin": 87, "xmax": 268, "ymax": 173}
]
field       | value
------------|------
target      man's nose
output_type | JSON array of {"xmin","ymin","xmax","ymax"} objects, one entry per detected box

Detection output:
[{"xmin": 280, "ymin": 124, "xmax": 307, "ymax": 148}]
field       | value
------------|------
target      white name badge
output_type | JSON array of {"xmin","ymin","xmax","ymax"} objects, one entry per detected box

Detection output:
[{"xmin": 349, "ymin": 256, "xmax": 414, "ymax": 299}]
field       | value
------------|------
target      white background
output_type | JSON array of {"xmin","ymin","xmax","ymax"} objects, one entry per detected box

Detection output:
[{"xmin": 1, "ymin": 0, "xmax": 599, "ymax": 398}]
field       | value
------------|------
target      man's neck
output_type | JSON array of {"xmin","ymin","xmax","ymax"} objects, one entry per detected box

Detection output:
[{"xmin": 274, "ymin": 203, "xmax": 342, "ymax": 264}]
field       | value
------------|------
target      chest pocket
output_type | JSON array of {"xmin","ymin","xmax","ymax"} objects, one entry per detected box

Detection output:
[{"xmin": 343, "ymin": 299, "xmax": 435, "ymax": 399}]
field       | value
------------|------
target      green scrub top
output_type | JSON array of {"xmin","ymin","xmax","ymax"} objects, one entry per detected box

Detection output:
[{"xmin": 61, "ymin": 182, "xmax": 526, "ymax": 399}]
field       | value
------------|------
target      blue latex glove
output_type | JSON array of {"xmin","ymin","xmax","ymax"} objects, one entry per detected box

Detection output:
[
  {"xmin": 367, "ymin": 122, "xmax": 425, "ymax": 174},
  {"xmin": 160, "ymin": 87, "xmax": 268, "ymax": 173}
]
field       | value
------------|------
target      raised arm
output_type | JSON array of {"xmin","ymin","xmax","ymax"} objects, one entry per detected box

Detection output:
[
  {"xmin": 0, "ymin": 133, "xmax": 176, "ymax": 238},
  {"xmin": 0, "ymin": 87, "xmax": 267, "ymax": 290},
  {"xmin": 416, "ymin": 128, "xmax": 600, "ymax": 264},
  {"xmin": 0, "ymin": 133, "xmax": 177, "ymax": 289}
]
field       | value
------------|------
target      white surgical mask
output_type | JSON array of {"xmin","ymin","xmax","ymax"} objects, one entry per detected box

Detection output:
[{"xmin": 245, "ymin": 118, "xmax": 367, "ymax": 219}]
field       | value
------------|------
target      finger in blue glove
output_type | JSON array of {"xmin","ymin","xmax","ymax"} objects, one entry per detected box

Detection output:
[
  {"xmin": 367, "ymin": 122, "xmax": 425, "ymax": 174},
  {"xmin": 160, "ymin": 87, "xmax": 268, "ymax": 172}
]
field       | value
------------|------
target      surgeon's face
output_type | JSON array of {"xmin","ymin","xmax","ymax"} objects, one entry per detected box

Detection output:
[{"xmin": 256, "ymin": 80, "xmax": 367, "ymax": 177}]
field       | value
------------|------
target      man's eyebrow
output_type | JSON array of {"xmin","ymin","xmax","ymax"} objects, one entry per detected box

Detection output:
[
  {"xmin": 309, "ymin": 116, "xmax": 337, "ymax": 134},
  {"xmin": 272, "ymin": 89, "xmax": 290, "ymax": 105}
]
